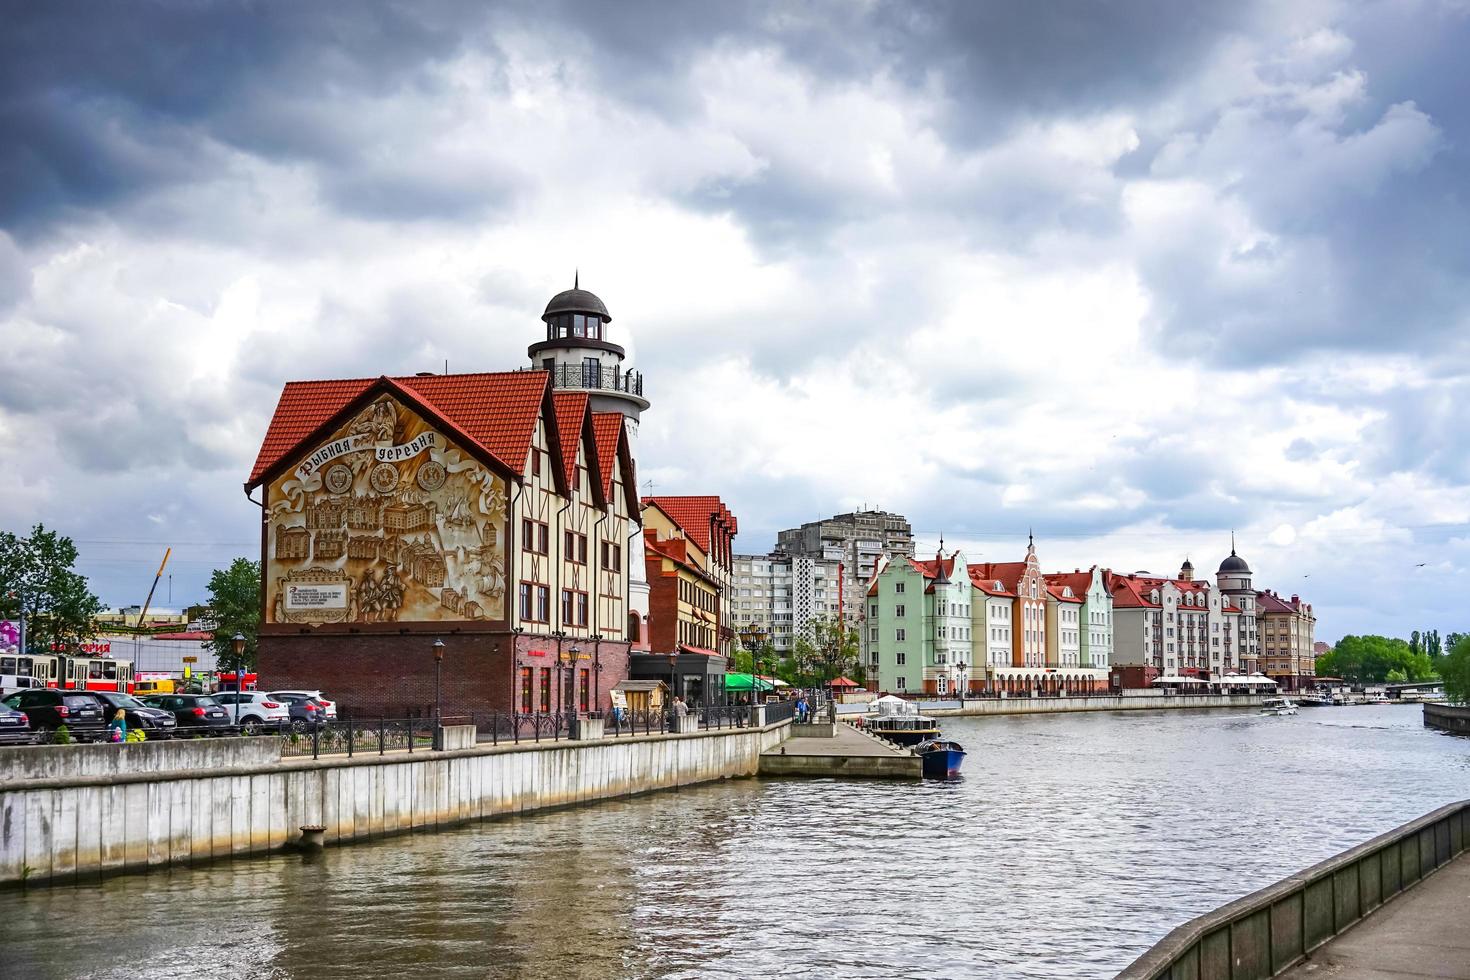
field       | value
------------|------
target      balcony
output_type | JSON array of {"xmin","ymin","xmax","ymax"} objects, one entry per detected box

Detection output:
[{"xmin": 545, "ymin": 363, "xmax": 645, "ymax": 398}]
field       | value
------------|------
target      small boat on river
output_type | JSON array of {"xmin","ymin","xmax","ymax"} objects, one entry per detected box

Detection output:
[
  {"xmin": 866, "ymin": 695, "xmax": 941, "ymax": 746},
  {"xmin": 915, "ymin": 738, "xmax": 966, "ymax": 779},
  {"xmin": 1260, "ymin": 697, "xmax": 1298, "ymax": 716}
]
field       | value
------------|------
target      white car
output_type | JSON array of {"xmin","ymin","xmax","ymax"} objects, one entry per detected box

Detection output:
[
  {"xmin": 213, "ymin": 691, "xmax": 292, "ymax": 732},
  {"xmin": 268, "ymin": 689, "xmax": 338, "ymax": 720}
]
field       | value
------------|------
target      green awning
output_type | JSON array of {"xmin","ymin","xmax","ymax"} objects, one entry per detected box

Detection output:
[{"xmin": 724, "ymin": 672, "xmax": 775, "ymax": 692}]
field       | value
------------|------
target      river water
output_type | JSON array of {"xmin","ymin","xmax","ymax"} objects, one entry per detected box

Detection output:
[{"xmin": 5, "ymin": 705, "xmax": 1468, "ymax": 980}]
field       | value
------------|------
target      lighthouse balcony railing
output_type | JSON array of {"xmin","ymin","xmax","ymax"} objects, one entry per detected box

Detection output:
[{"xmin": 544, "ymin": 363, "xmax": 644, "ymax": 396}]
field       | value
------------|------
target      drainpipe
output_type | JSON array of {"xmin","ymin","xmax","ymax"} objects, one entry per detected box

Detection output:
[{"xmin": 509, "ymin": 478, "xmax": 525, "ymax": 702}]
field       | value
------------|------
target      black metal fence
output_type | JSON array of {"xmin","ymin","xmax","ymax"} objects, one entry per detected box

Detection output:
[
  {"xmin": 765, "ymin": 699, "xmax": 798, "ymax": 724},
  {"xmin": 280, "ymin": 718, "xmax": 425, "ymax": 759},
  {"xmin": 606, "ymin": 709, "xmax": 668, "ymax": 737}
]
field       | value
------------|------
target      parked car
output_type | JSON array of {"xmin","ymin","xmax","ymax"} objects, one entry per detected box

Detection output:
[
  {"xmin": 140, "ymin": 694, "xmax": 232, "ymax": 733},
  {"xmin": 0, "ymin": 701, "xmax": 34, "ymax": 745},
  {"xmin": 269, "ymin": 689, "xmax": 338, "ymax": 720},
  {"xmin": 2, "ymin": 689, "xmax": 108, "ymax": 740},
  {"xmin": 87, "ymin": 690, "xmax": 178, "ymax": 739},
  {"xmin": 213, "ymin": 692, "xmax": 291, "ymax": 733},
  {"xmin": 267, "ymin": 692, "xmax": 329, "ymax": 732}
]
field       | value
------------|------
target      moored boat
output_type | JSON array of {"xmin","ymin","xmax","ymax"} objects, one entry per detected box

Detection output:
[
  {"xmin": 915, "ymin": 738, "xmax": 966, "ymax": 779},
  {"xmin": 866, "ymin": 695, "xmax": 941, "ymax": 746}
]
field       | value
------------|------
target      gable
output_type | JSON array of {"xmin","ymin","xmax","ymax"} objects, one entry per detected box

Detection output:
[{"xmin": 262, "ymin": 391, "xmax": 509, "ymax": 629}]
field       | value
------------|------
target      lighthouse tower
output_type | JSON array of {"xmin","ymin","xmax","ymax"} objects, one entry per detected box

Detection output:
[{"xmin": 529, "ymin": 278, "xmax": 652, "ymax": 642}]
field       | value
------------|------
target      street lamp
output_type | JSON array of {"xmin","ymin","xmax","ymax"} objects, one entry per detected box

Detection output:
[
  {"xmin": 432, "ymin": 638, "xmax": 445, "ymax": 729},
  {"xmin": 954, "ymin": 659, "xmax": 968, "ymax": 703},
  {"xmin": 565, "ymin": 644, "xmax": 581, "ymax": 717},
  {"xmin": 667, "ymin": 650, "xmax": 679, "ymax": 717},
  {"xmin": 231, "ymin": 633, "xmax": 247, "ymax": 725}
]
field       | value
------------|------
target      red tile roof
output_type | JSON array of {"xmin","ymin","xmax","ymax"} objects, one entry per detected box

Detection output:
[
  {"xmin": 970, "ymin": 561, "xmax": 1029, "ymax": 594},
  {"xmin": 551, "ymin": 391, "xmax": 591, "ymax": 488},
  {"xmin": 1043, "ymin": 570, "xmax": 1094, "ymax": 597},
  {"xmin": 247, "ymin": 371, "xmax": 550, "ymax": 486},
  {"xmin": 642, "ymin": 495, "xmax": 737, "ymax": 553},
  {"xmin": 1045, "ymin": 583, "xmax": 1084, "ymax": 603},
  {"xmin": 966, "ymin": 567, "xmax": 1017, "ymax": 597},
  {"xmin": 591, "ymin": 412, "xmax": 625, "ymax": 499}
]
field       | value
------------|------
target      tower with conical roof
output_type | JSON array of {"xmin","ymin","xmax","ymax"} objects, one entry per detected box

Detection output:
[{"xmin": 1216, "ymin": 533, "xmax": 1258, "ymax": 669}]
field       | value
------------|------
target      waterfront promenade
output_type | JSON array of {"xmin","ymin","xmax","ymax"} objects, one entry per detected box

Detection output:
[{"xmin": 1278, "ymin": 851, "xmax": 1470, "ymax": 979}]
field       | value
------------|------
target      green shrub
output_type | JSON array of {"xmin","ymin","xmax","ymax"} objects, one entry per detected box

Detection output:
[{"xmin": 53, "ymin": 725, "xmax": 73, "ymax": 745}]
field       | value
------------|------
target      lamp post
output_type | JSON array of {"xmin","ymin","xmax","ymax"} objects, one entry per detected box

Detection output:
[
  {"xmin": 565, "ymin": 644, "xmax": 581, "ymax": 718},
  {"xmin": 667, "ymin": 650, "xmax": 679, "ymax": 718},
  {"xmin": 432, "ymin": 638, "xmax": 445, "ymax": 730},
  {"xmin": 954, "ymin": 659, "xmax": 968, "ymax": 704},
  {"xmin": 231, "ymin": 633, "xmax": 247, "ymax": 725}
]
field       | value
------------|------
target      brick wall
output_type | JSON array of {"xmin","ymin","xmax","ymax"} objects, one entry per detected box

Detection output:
[
  {"xmin": 258, "ymin": 631, "xmax": 632, "ymax": 720},
  {"xmin": 647, "ymin": 577, "xmax": 679, "ymax": 654}
]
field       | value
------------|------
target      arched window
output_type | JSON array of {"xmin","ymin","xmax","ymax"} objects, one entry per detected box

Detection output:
[{"xmin": 627, "ymin": 611, "xmax": 641, "ymax": 642}]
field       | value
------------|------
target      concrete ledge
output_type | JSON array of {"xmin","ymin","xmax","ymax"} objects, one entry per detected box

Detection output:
[
  {"xmin": 759, "ymin": 753, "xmax": 919, "ymax": 779},
  {"xmin": 434, "ymin": 724, "xmax": 476, "ymax": 751},
  {"xmin": 1117, "ymin": 800, "xmax": 1470, "ymax": 980},
  {"xmin": 791, "ymin": 722, "xmax": 838, "ymax": 738},
  {"xmin": 1424, "ymin": 702, "xmax": 1470, "ymax": 734},
  {"xmin": 0, "ymin": 736, "xmax": 283, "ymax": 784}
]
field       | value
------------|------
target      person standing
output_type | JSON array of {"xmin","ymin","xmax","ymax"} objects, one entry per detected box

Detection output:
[{"xmin": 107, "ymin": 708, "xmax": 128, "ymax": 744}]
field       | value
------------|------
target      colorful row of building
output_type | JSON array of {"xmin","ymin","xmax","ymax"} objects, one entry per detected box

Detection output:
[
  {"xmin": 863, "ymin": 535, "xmax": 1318, "ymax": 694},
  {"xmin": 245, "ymin": 281, "xmax": 1316, "ymax": 718}
]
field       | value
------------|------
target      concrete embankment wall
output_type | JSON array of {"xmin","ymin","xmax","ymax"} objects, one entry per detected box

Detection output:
[
  {"xmin": 1423, "ymin": 702, "xmax": 1470, "ymax": 734},
  {"xmin": 1116, "ymin": 799, "xmax": 1470, "ymax": 980},
  {"xmin": 919, "ymin": 694, "xmax": 1267, "ymax": 718},
  {"xmin": 0, "ymin": 723, "xmax": 788, "ymax": 887}
]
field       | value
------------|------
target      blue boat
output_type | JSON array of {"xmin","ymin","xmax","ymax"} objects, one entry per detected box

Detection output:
[{"xmin": 915, "ymin": 738, "xmax": 966, "ymax": 779}]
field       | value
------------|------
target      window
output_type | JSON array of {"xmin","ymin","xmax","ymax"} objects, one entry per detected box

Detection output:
[
  {"xmin": 896, "ymin": 650, "xmax": 907, "ymax": 665},
  {"xmin": 579, "ymin": 668, "xmax": 591, "ymax": 711},
  {"xmin": 565, "ymin": 531, "xmax": 587, "ymax": 564},
  {"xmin": 576, "ymin": 592, "xmax": 589, "ymax": 626},
  {"xmin": 896, "ymin": 628, "xmax": 906, "ymax": 642},
  {"xmin": 896, "ymin": 677, "xmax": 907, "ymax": 691},
  {"xmin": 536, "ymin": 585, "xmax": 550, "ymax": 622},
  {"xmin": 562, "ymin": 589, "xmax": 574, "ymax": 624},
  {"xmin": 540, "ymin": 668, "xmax": 552, "ymax": 713},
  {"xmin": 895, "ymin": 581, "xmax": 906, "ymax": 594},
  {"xmin": 519, "ymin": 583, "xmax": 533, "ymax": 621},
  {"xmin": 532, "ymin": 449, "xmax": 542, "ymax": 478},
  {"xmin": 896, "ymin": 604, "xmax": 906, "ymax": 618},
  {"xmin": 519, "ymin": 668, "xmax": 533, "ymax": 713},
  {"xmin": 539, "ymin": 524, "xmax": 549, "ymax": 554},
  {"xmin": 583, "ymin": 357, "xmax": 600, "ymax": 387}
]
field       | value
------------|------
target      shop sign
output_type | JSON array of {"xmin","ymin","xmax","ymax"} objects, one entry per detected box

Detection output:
[{"xmin": 527, "ymin": 649, "xmax": 547, "ymax": 658}]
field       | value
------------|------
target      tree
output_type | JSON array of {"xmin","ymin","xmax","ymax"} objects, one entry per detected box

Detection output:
[
  {"xmin": 0, "ymin": 524, "xmax": 104, "ymax": 654},
  {"xmin": 803, "ymin": 613, "xmax": 860, "ymax": 684},
  {"xmin": 1410, "ymin": 630, "xmax": 1421, "ymax": 657},
  {"xmin": 1316, "ymin": 635, "xmax": 1436, "ymax": 684},
  {"xmin": 1426, "ymin": 629, "xmax": 1442, "ymax": 660},
  {"xmin": 1442, "ymin": 635, "xmax": 1470, "ymax": 706},
  {"xmin": 205, "ymin": 559, "xmax": 261, "ymax": 674}
]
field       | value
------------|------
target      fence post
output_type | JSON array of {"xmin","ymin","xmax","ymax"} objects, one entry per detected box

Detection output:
[
  {"xmin": 311, "ymin": 723, "xmax": 319, "ymax": 760},
  {"xmin": 379, "ymin": 714, "xmax": 385, "ymax": 755},
  {"xmin": 347, "ymin": 716, "xmax": 354, "ymax": 758}
]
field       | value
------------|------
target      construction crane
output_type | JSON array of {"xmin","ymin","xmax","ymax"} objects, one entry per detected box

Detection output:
[{"xmin": 135, "ymin": 548, "xmax": 172, "ymax": 631}]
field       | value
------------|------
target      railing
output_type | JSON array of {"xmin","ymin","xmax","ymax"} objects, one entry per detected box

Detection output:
[
  {"xmin": 765, "ymin": 699, "xmax": 797, "ymax": 724},
  {"xmin": 1117, "ymin": 799, "xmax": 1470, "ymax": 979},
  {"xmin": 699, "ymin": 704, "xmax": 751, "ymax": 730},
  {"xmin": 548, "ymin": 363, "xmax": 644, "ymax": 397},
  {"xmin": 280, "ymin": 718, "xmax": 426, "ymax": 759},
  {"xmin": 605, "ymin": 709, "xmax": 669, "ymax": 737}
]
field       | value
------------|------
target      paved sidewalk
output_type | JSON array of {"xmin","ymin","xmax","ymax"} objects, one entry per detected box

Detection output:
[
  {"xmin": 759, "ymin": 721, "xmax": 921, "ymax": 778},
  {"xmin": 1280, "ymin": 851, "xmax": 1470, "ymax": 979}
]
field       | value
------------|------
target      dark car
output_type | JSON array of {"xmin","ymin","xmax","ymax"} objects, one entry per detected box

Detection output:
[
  {"xmin": 3, "ymin": 689, "xmax": 108, "ymax": 739},
  {"xmin": 0, "ymin": 700, "xmax": 34, "ymax": 745},
  {"xmin": 87, "ymin": 690, "xmax": 178, "ymax": 739},
  {"xmin": 141, "ymin": 694, "xmax": 232, "ymax": 733},
  {"xmin": 269, "ymin": 691, "xmax": 329, "ymax": 732}
]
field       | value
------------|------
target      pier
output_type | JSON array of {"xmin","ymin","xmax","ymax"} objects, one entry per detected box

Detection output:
[{"xmin": 758, "ymin": 718, "xmax": 921, "ymax": 779}]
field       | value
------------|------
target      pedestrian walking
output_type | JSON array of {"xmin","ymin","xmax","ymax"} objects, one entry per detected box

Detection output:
[{"xmin": 108, "ymin": 708, "xmax": 128, "ymax": 744}]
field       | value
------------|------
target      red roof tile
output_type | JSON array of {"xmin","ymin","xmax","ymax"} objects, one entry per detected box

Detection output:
[
  {"xmin": 551, "ymin": 391, "xmax": 591, "ymax": 489},
  {"xmin": 969, "ymin": 561, "xmax": 1029, "ymax": 594},
  {"xmin": 642, "ymin": 495, "xmax": 737, "ymax": 553},
  {"xmin": 247, "ymin": 371, "xmax": 550, "ymax": 486},
  {"xmin": 591, "ymin": 412, "xmax": 625, "ymax": 499}
]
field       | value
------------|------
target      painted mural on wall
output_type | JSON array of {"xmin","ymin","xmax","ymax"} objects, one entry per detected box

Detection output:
[{"xmin": 265, "ymin": 394, "xmax": 508, "ymax": 626}]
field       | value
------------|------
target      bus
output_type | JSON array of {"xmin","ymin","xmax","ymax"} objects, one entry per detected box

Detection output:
[
  {"xmin": 0, "ymin": 652, "xmax": 58, "ymax": 692},
  {"xmin": 216, "ymin": 670, "xmax": 258, "ymax": 693}
]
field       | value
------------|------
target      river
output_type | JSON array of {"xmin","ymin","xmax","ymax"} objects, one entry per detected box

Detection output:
[{"xmin": 4, "ymin": 704, "xmax": 1467, "ymax": 980}]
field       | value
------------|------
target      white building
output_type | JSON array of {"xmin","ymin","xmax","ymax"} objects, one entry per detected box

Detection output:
[{"xmin": 730, "ymin": 552, "xmax": 842, "ymax": 652}]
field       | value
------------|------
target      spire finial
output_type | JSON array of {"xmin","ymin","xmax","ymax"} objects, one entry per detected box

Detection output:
[
  {"xmin": 1028, "ymin": 527, "xmax": 1034, "ymax": 549},
  {"xmin": 1230, "ymin": 530, "xmax": 1236, "ymax": 556},
  {"xmin": 938, "ymin": 532, "xmax": 945, "ymax": 557},
  {"xmin": 574, "ymin": 268, "xmax": 579, "ymax": 290}
]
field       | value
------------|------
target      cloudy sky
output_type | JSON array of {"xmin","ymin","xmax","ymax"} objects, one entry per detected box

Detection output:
[{"xmin": 3, "ymin": 0, "xmax": 1468, "ymax": 641}]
